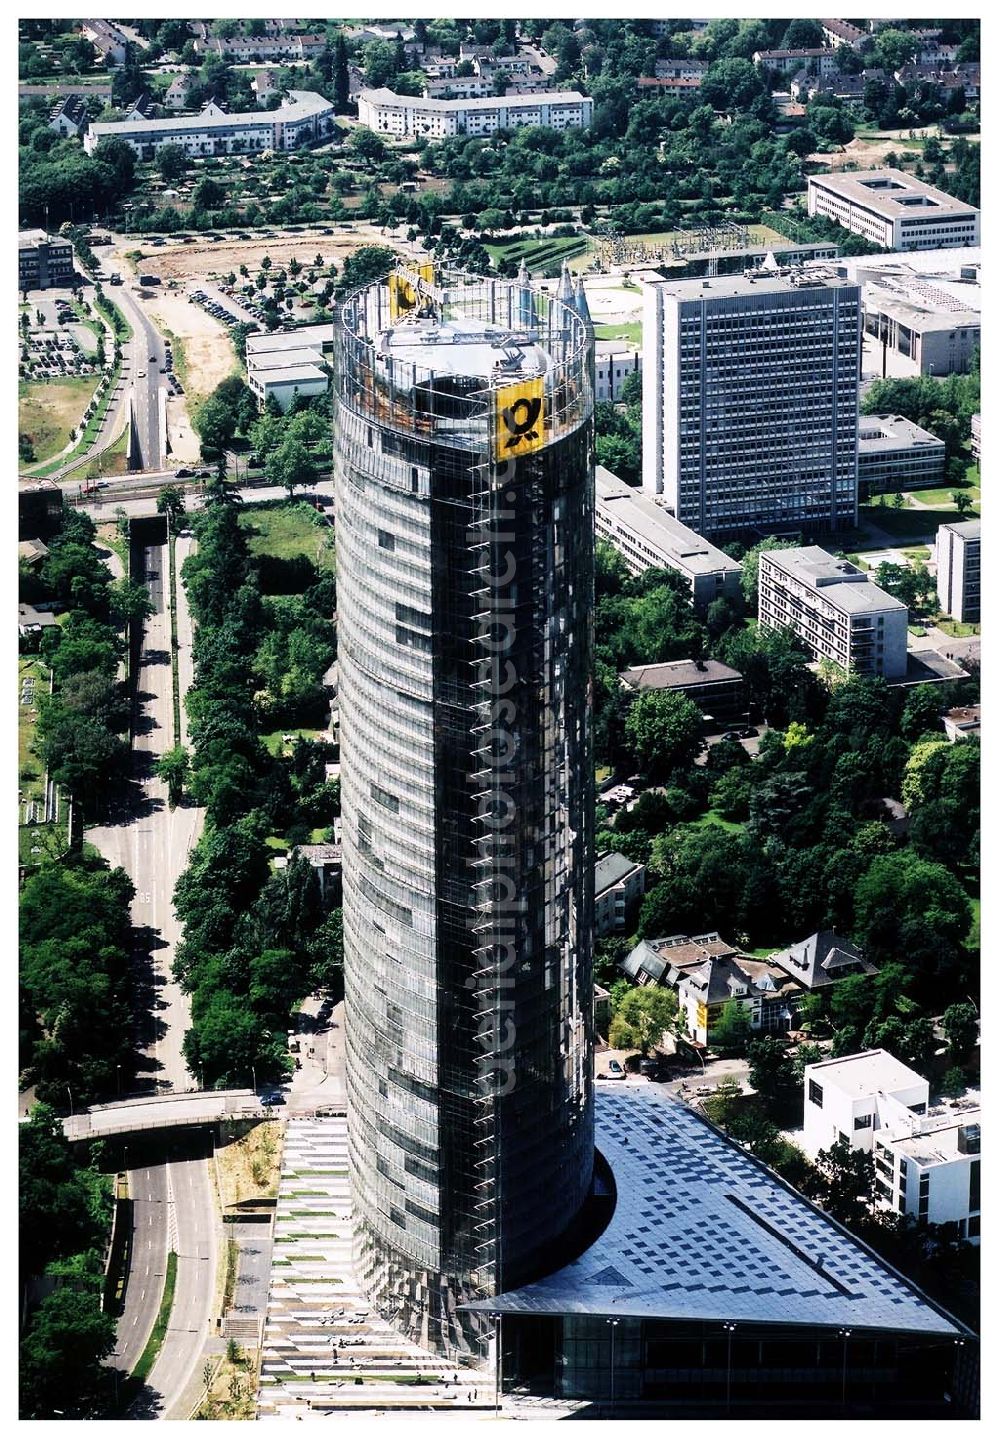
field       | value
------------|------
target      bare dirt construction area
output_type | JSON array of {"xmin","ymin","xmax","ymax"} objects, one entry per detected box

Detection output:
[
  {"xmin": 132, "ymin": 220, "xmax": 404, "ymax": 288},
  {"xmin": 811, "ymin": 126, "xmax": 980, "ymax": 172}
]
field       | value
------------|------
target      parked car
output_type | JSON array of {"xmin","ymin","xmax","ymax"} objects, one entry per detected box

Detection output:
[
  {"xmin": 720, "ymin": 730, "xmax": 743, "ymax": 743},
  {"xmin": 605, "ymin": 1058, "xmax": 626, "ymax": 1079},
  {"xmin": 739, "ymin": 726, "xmax": 757, "ymax": 740},
  {"xmin": 260, "ymin": 1090, "xmax": 285, "ymax": 1106},
  {"xmin": 173, "ymin": 467, "xmax": 192, "ymax": 478}
]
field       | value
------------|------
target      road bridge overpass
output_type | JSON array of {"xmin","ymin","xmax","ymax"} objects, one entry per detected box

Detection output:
[{"xmin": 61, "ymin": 1089, "xmax": 344, "ymax": 1143}]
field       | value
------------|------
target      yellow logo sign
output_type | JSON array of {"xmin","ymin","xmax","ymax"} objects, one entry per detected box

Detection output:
[
  {"xmin": 495, "ymin": 376, "xmax": 545, "ymax": 458},
  {"xmin": 388, "ymin": 263, "xmax": 435, "ymax": 321},
  {"xmin": 696, "ymin": 1002, "xmax": 708, "ymax": 1030}
]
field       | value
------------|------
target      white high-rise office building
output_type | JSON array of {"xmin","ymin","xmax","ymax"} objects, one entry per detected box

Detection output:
[{"xmin": 642, "ymin": 271, "xmax": 861, "ymax": 539}]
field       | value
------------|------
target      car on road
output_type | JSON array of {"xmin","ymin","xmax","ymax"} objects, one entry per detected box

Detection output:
[
  {"xmin": 173, "ymin": 467, "xmax": 192, "ymax": 478},
  {"xmin": 720, "ymin": 729, "xmax": 743, "ymax": 743},
  {"xmin": 260, "ymin": 1090, "xmax": 285, "ymax": 1106},
  {"xmin": 738, "ymin": 726, "xmax": 757, "ymax": 740},
  {"xmin": 149, "ymin": 353, "xmax": 157, "ymax": 362},
  {"xmin": 605, "ymin": 1058, "xmax": 626, "ymax": 1079},
  {"xmin": 136, "ymin": 369, "xmax": 146, "ymax": 378}
]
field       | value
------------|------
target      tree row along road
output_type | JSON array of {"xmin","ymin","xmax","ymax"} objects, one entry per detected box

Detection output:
[{"xmin": 89, "ymin": 529, "xmax": 203, "ymax": 1093}]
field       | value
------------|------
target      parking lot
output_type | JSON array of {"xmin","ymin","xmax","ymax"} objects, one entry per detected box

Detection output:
[{"xmin": 19, "ymin": 287, "xmax": 106, "ymax": 382}]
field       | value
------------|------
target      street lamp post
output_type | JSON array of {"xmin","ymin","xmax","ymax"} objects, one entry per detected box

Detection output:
[
  {"xmin": 251, "ymin": 1064, "xmax": 257, "ymax": 1095},
  {"xmin": 66, "ymin": 1084, "xmax": 74, "ymax": 1115},
  {"xmin": 724, "ymin": 1323, "xmax": 737, "ymax": 1416},
  {"xmin": 839, "ymin": 1328, "xmax": 852, "ymax": 1415},
  {"xmin": 492, "ymin": 1312, "xmax": 502, "ymax": 1417},
  {"xmin": 606, "ymin": 1317, "xmax": 620, "ymax": 1416}
]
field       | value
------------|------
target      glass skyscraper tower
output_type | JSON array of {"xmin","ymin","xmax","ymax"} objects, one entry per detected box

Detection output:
[{"xmin": 333, "ymin": 270, "xmax": 596, "ymax": 1354}]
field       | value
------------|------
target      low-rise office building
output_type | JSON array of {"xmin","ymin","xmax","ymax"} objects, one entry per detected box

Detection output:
[
  {"xmin": 858, "ymin": 413, "xmax": 946, "ymax": 497},
  {"xmin": 807, "ymin": 169, "xmax": 980, "ymax": 251},
  {"xmin": 619, "ymin": 658, "xmax": 747, "ymax": 727},
  {"xmin": 356, "ymin": 86, "xmax": 592, "ymax": 138},
  {"xmin": 594, "ymin": 851, "xmax": 646, "ymax": 937},
  {"xmin": 245, "ymin": 323, "xmax": 333, "ymax": 411},
  {"xmin": 936, "ymin": 519, "xmax": 980, "ymax": 623},
  {"xmin": 970, "ymin": 412, "xmax": 981, "ymax": 461},
  {"xmin": 759, "ymin": 546, "xmax": 909, "ymax": 679},
  {"xmin": 84, "ymin": 89, "xmax": 336, "ymax": 158},
  {"xmin": 18, "ymin": 230, "xmax": 74, "ymax": 292},
  {"xmin": 594, "ymin": 467, "xmax": 743, "ymax": 610}
]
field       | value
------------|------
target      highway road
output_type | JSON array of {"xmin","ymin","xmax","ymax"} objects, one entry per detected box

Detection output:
[
  {"xmin": 112, "ymin": 1157, "xmax": 169, "ymax": 1378},
  {"xmin": 145, "ymin": 1138, "xmax": 218, "ymax": 1420},
  {"xmin": 113, "ymin": 279, "xmax": 166, "ymax": 472},
  {"xmin": 88, "ymin": 532, "xmax": 204, "ymax": 1094}
]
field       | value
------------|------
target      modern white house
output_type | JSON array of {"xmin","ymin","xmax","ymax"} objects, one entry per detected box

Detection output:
[{"xmin": 803, "ymin": 1050, "xmax": 981, "ymax": 1242}]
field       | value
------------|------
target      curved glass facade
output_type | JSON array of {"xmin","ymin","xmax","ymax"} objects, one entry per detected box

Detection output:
[{"xmin": 334, "ymin": 276, "xmax": 595, "ymax": 1354}]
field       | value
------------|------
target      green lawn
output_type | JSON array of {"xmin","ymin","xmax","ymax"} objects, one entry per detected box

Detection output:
[
  {"xmin": 260, "ymin": 727, "xmax": 323, "ymax": 757},
  {"xmin": 19, "ymin": 657, "xmax": 50, "ymax": 811},
  {"xmin": 905, "ymin": 486, "xmax": 980, "ymax": 510},
  {"xmin": 19, "ymin": 375, "xmax": 95, "ymax": 463},
  {"xmin": 485, "ymin": 233, "xmax": 590, "ymax": 275},
  {"xmin": 935, "ymin": 617, "xmax": 980, "ymax": 638},
  {"xmin": 688, "ymin": 808, "xmax": 745, "ymax": 835},
  {"xmin": 593, "ymin": 322, "xmax": 642, "ymax": 344},
  {"xmin": 859, "ymin": 503, "xmax": 970, "ymax": 540},
  {"xmin": 967, "ymin": 897, "xmax": 980, "ymax": 950},
  {"xmin": 240, "ymin": 503, "xmax": 335, "ymax": 570}
]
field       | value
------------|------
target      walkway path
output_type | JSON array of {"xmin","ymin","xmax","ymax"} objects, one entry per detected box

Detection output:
[{"xmin": 257, "ymin": 1116, "xmax": 492, "ymax": 1420}]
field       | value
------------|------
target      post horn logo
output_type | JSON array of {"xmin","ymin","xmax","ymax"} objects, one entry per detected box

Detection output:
[{"xmin": 496, "ymin": 377, "xmax": 545, "ymax": 458}]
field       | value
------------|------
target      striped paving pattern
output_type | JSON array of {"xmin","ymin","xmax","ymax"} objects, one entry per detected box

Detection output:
[{"xmin": 257, "ymin": 1115, "xmax": 492, "ymax": 1419}]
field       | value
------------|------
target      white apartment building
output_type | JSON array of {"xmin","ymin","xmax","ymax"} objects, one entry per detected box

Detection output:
[
  {"xmin": 84, "ymin": 90, "xmax": 336, "ymax": 158},
  {"xmin": 804, "ymin": 1050, "xmax": 981, "ymax": 1242},
  {"xmin": 594, "ymin": 467, "xmax": 743, "ymax": 611},
  {"xmin": 642, "ymin": 270, "xmax": 860, "ymax": 538},
  {"xmin": 356, "ymin": 86, "xmax": 592, "ymax": 138},
  {"xmin": 753, "ymin": 48, "xmax": 840, "ymax": 77},
  {"xmin": 970, "ymin": 413, "xmax": 980, "ymax": 461},
  {"xmin": 807, "ymin": 170, "xmax": 980, "ymax": 252},
  {"xmin": 759, "ymin": 546, "xmax": 908, "ymax": 678},
  {"xmin": 936, "ymin": 519, "xmax": 981, "ymax": 624}
]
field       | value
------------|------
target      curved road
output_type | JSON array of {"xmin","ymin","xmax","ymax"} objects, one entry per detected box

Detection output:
[{"xmin": 111, "ymin": 1158, "xmax": 169, "ymax": 1378}]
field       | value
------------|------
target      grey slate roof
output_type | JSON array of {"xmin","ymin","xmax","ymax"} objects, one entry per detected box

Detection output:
[
  {"xmin": 594, "ymin": 851, "xmax": 641, "ymax": 897},
  {"xmin": 770, "ymin": 930, "xmax": 877, "ymax": 990},
  {"xmin": 463, "ymin": 1087, "xmax": 967, "ymax": 1336}
]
